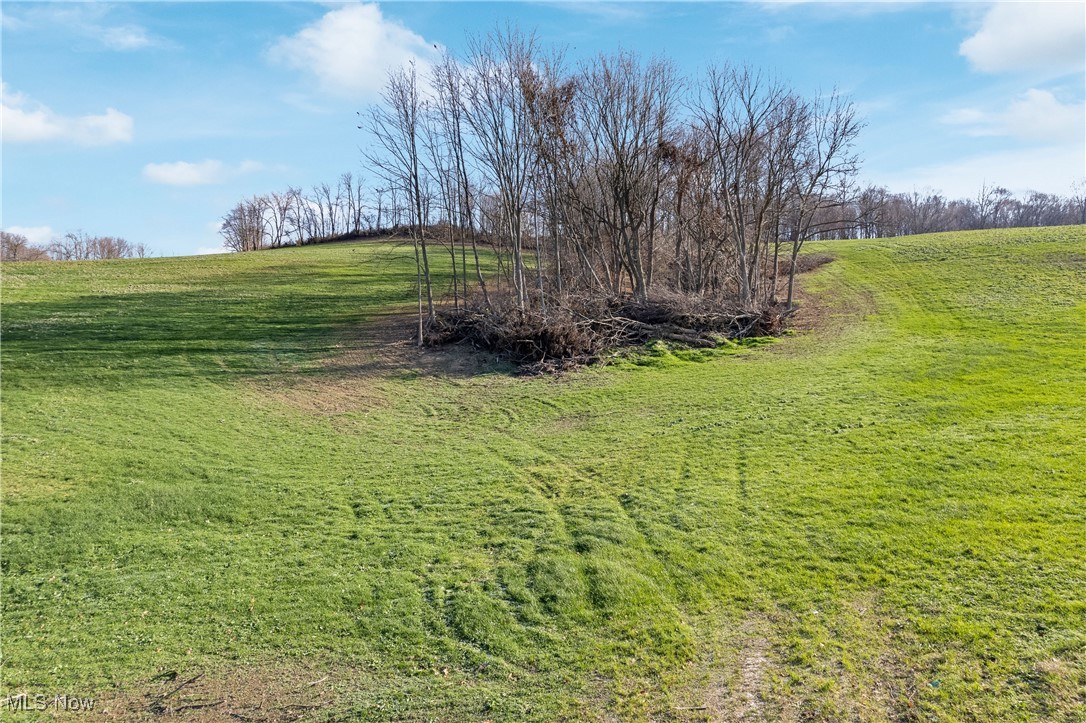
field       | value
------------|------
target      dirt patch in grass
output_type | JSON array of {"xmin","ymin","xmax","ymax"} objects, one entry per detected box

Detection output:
[
  {"xmin": 774, "ymin": 262, "xmax": 877, "ymax": 351},
  {"xmin": 256, "ymin": 379, "xmax": 388, "ymax": 416},
  {"xmin": 318, "ymin": 309, "xmax": 507, "ymax": 381},
  {"xmin": 708, "ymin": 616, "xmax": 773, "ymax": 722},
  {"xmin": 1026, "ymin": 652, "xmax": 1086, "ymax": 718},
  {"xmin": 87, "ymin": 662, "xmax": 344, "ymax": 721},
  {"xmin": 733, "ymin": 630, "xmax": 770, "ymax": 720},
  {"xmin": 250, "ymin": 310, "xmax": 503, "ymax": 414},
  {"xmin": 669, "ymin": 615, "xmax": 776, "ymax": 722}
]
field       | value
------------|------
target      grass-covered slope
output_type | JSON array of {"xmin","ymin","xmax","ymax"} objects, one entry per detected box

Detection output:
[{"xmin": 2, "ymin": 229, "xmax": 1084, "ymax": 720}]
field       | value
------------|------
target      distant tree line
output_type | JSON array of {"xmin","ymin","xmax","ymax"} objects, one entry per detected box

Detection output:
[
  {"xmin": 819, "ymin": 182, "xmax": 1086, "ymax": 240},
  {"xmin": 222, "ymin": 174, "xmax": 1086, "ymax": 251},
  {"xmin": 219, "ymin": 172, "xmax": 380, "ymax": 253},
  {"xmin": 0, "ymin": 231, "xmax": 147, "ymax": 262}
]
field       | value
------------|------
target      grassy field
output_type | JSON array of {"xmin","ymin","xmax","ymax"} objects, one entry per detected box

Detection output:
[{"xmin": 2, "ymin": 228, "xmax": 1084, "ymax": 721}]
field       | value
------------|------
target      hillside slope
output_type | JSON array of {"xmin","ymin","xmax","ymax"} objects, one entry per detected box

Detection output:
[{"xmin": 2, "ymin": 229, "xmax": 1084, "ymax": 720}]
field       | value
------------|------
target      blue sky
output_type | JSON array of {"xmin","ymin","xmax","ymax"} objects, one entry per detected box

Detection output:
[{"xmin": 2, "ymin": 1, "xmax": 1083, "ymax": 257}]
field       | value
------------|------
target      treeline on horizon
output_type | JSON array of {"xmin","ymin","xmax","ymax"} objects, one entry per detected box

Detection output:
[
  {"xmin": 221, "ymin": 174, "xmax": 1086, "ymax": 250},
  {"xmin": 0, "ymin": 231, "xmax": 149, "ymax": 263},
  {"xmin": 5, "ymin": 180, "xmax": 1080, "ymax": 265}
]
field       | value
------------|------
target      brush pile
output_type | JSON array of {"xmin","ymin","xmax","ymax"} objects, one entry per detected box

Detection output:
[{"xmin": 427, "ymin": 292, "xmax": 785, "ymax": 373}]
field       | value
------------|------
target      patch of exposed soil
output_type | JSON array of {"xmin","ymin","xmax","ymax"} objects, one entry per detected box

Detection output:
[
  {"xmin": 87, "ymin": 662, "xmax": 343, "ymax": 722},
  {"xmin": 249, "ymin": 309, "xmax": 503, "ymax": 415},
  {"xmin": 733, "ymin": 631, "xmax": 770, "ymax": 720},
  {"xmin": 670, "ymin": 615, "xmax": 775, "ymax": 722},
  {"xmin": 770, "ymin": 261, "xmax": 878, "ymax": 356}
]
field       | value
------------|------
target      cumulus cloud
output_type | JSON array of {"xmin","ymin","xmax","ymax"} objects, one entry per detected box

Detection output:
[
  {"xmin": 941, "ymin": 89, "xmax": 1085, "ymax": 144},
  {"xmin": 1003, "ymin": 89, "xmax": 1085, "ymax": 142},
  {"xmin": 960, "ymin": 3, "xmax": 1085, "ymax": 74},
  {"xmin": 142, "ymin": 159, "xmax": 265, "ymax": 186},
  {"xmin": 1, "ymin": 82, "xmax": 133, "ymax": 145},
  {"xmin": 268, "ymin": 3, "xmax": 439, "ymax": 98}
]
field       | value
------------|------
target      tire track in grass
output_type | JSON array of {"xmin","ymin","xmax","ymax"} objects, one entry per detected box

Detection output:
[
  {"xmin": 607, "ymin": 431, "xmax": 787, "ymax": 721},
  {"xmin": 474, "ymin": 357, "xmax": 790, "ymax": 718},
  {"xmin": 478, "ymin": 425, "xmax": 704, "ymax": 715}
]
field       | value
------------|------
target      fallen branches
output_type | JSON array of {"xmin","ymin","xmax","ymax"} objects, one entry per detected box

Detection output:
[{"xmin": 426, "ymin": 291, "xmax": 785, "ymax": 373}]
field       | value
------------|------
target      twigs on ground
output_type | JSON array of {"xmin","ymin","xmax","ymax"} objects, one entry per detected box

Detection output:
[{"xmin": 426, "ymin": 292, "xmax": 785, "ymax": 373}]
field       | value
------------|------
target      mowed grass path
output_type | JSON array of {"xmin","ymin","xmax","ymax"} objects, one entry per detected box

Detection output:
[{"xmin": 2, "ymin": 229, "xmax": 1084, "ymax": 720}]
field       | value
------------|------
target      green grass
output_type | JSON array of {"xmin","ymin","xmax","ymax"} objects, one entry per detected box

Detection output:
[{"xmin": 2, "ymin": 229, "xmax": 1084, "ymax": 720}]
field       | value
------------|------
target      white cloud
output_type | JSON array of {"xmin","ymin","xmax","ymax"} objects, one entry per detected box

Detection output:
[
  {"xmin": 101, "ymin": 24, "xmax": 154, "ymax": 51},
  {"xmin": 142, "ymin": 159, "xmax": 265, "ymax": 186},
  {"xmin": 143, "ymin": 160, "xmax": 226, "ymax": 186},
  {"xmin": 268, "ymin": 3, "xmax": 440, "ymax": 98},
  {"xmin": 940, "ymin": 107, "xmax": 986, "ymax": 126},
  {"xmin": 960, "ymin": 3, "xmax": 1085, "ymax": 74},
  {"xmin": 1, "ymin": 82, "xmax": 133, "ymax": 145},
  {"xmin": 765, "ymin": 25, "xmax": 795, "ymax": 43},
  {"xmin": 543, "ymin": 2, "xmax": 651, "ymax": 23},
  {"xmin": 2, "ymin": 4, "xmax": 164, "ymax": 51},
  {"xmin": 0, "ymin": 9, "xmax": 28, "ymax": 30},
  {"xmin": 874, "ymin": 141, "xmax": 1086, "ymax": 198},
  {"xmin": 2, "ymin": 225, "xmax": 55, "ymax": 246},
  {"xmin": 1003, "ymin": 89, "xmax": 1084, "ymax": 142},
  {"xmin": 194, "ymin": 245, "xmax": 228, "ymax": 255},
  {"xmin": 760, "ymin": 1, "xmax": 914, "ymax": 15},
  {"xmin": 941, "ymin": 89, "xmax": 1084, "ymax": 144}
]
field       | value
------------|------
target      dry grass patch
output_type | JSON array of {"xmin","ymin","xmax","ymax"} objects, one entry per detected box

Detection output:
[{"xmin": 89, "ymin": 662, "xmax": 345, "ymax": 722}]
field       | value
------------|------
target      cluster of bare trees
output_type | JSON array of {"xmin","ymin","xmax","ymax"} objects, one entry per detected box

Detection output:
[
  {"xmin": 216, "ymin": 26, "xmax": 1085, "ymax": 357},
  {"xmin": 365, "ymin": 27, "xmax": 864, "ymax": 344},
  {"xmin": 1, "ymin": 231, "xmax": 147, "ymax": 262},
  {"xmin": 826, "ymin": 183, "xmax": 1086, "ymax": 240},
  {"xmin": 219, "ymin": 172, "xmax": 382, "ymax": 252}
]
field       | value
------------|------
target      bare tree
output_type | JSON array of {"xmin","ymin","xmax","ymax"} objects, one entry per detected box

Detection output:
[
  {"xmin": 220, "ymin": 197, "xmax": 268, "ymax": 252},
  {"xmin": 365, "ymin": 61, "xmax": 435, "ymax": 344},
  {"xmin": 44, "ymin": 231, "xmax": 141, "ymax": 260},
  {"xmin": 781, "ymin": 89, "xmax": 861, "ymax": 310},
  {"xmin": 461, "ymin": 26, "xmax": 538, "ymax": 310},
  {"xmin": 1, "ymin": 231, "xmax": 49, "ymax": 261},
  {"xmin": 567, "ymin": 51, "xmax": 680, "ymax": 302},
  {"xmin": 266, "ymin": 191, "xmax": 296, "ymax": 248},
  {"xmin": 693, "ymin": 65, "xmax": 797, "ymax": 304},
  {"xmin": 432, "ymin": 52, "xmax": 491, "ymax": 306}
]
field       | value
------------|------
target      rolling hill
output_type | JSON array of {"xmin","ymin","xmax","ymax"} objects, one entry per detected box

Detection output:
[{"xmin": 2, "ymin": 227, "xmax": 1083, "ymax": 720}]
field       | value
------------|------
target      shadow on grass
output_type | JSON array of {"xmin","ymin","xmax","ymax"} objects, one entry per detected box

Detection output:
[
  {"xmin": 2, "ymin": 261, "xmax": 511, "ymax": 391},
  {"xmin": 0, "ymin": 267, "xmax": 418, "ymax": 389}
]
